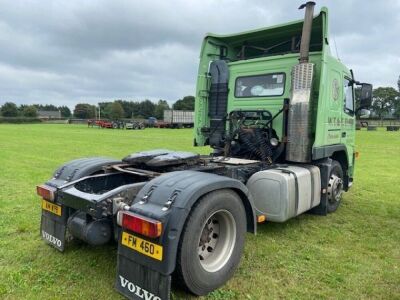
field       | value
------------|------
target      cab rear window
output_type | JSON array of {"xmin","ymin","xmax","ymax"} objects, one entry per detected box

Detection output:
[{"xmin": 235, "ymin": 73, "xmax": 285, "ymax": 98}]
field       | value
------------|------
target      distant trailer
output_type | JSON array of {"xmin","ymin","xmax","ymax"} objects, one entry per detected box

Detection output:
[
  {"xmin": 161, "ymin": 110, "xmax": 194, "ymax": 128},
  {"xmin": 88, "ymin": 120, "xmax": 124, "ymax": 129}
]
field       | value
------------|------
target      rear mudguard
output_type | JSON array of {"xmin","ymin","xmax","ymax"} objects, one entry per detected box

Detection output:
[
  {"xmin": 46, "ymin": 157, "xmax": 121, "ymax": 188},
  {"xmin": 40, "ymin": 157, "xmax": 120, "ymax": 251},
  {"xmin": 116, "ymin": 170, "xmax": 256, "ymax": 299}
]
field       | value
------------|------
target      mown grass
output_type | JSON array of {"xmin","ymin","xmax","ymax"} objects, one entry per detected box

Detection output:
[{"xmin": 0, "ymin": 124, "xmax": 399, "ymax": 299}]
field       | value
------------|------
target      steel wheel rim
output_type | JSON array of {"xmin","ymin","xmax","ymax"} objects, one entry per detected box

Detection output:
[
  {"xmin": 197, "ymin": 209, "xmax": 236, "ymax": 273},
  {"xmin": 328, "ymin": 174, "xmax": 343, "ymax": 204}
]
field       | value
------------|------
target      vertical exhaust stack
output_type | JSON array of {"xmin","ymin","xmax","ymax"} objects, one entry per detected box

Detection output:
[
  {"xmin": 299, "ymin": 2, "xmax": 316, "ymax": 63},
  {"xmin": 286, "ymin": 1, "xmax": 316, "ymax": 163}
]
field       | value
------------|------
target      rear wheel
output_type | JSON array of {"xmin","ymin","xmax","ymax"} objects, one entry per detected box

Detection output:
[
  {"xmin": 175, "ymin": 189, "xmax": 246, "ymax": 295},
  {"xmin": 327, "ymin": 160, "xmax": 344, "ymax": 213}
]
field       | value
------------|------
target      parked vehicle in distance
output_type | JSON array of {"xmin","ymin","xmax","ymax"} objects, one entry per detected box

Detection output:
[
  {"xmin": 125, "ymin": 120, "xmax": 145, "ymax": 130},
  {"xmin": 157, "ymin": 109, "xmax": 194, "ymax": 128},
  {"xmin": 87, "ymin": 119, "xmax": 125, "ymax": 129},
  {"xmin": 97, "ymin": 120, "xmax": 113, "ymax": 128},
  {"xmin": 147, "ymin": 117, "xmax": 157, "ymax": 127},
  {"xmin": 37, "ymin": 3, "xmax": 373, "ymax": 300}
]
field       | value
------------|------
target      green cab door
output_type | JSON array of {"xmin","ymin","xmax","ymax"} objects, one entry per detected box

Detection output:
[
  {"xmin": 326, "ymin": 69, "xmax": 343, "ymax": 145},
  {"xmin": 341, "ymin": 76, "xmax": 356, "ymax": 173}
]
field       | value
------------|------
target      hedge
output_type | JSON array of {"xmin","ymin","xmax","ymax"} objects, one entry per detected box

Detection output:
[{"xmin": 0, "ymin": 117, "xmax": 42, "ymax": 124}]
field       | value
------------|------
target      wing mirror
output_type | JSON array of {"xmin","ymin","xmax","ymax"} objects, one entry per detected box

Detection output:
[
  {"xmin": 359, "ymin": 108, "xmax": 370, "ymax": 118},
  {"xmin": 350, "ymin": 69, "xmax": 373, "ymax": 109},
  {"xmin": 360, "ymin": 83, "xmax": 373, "ymax": 108}
]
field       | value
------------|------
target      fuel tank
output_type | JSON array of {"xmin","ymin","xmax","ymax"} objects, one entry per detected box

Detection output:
[{"xmin": 247, "ymin": 165, "xmax": 321, "ymax": 222}]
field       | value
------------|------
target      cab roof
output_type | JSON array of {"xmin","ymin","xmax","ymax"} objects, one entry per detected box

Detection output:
[{"xmin": 203, "ymin": 7, "xmax": 329, "ymax": 59}]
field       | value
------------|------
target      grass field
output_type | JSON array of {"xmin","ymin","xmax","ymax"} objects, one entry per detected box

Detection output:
[{"xmin": 0, "ymin": 124, "xmax": 399, "ymax": 299}]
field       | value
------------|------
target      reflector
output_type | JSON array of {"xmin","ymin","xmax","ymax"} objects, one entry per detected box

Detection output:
[{"xmin": 257, "ymin": 215, "xmax": 266, "ymax": 223}]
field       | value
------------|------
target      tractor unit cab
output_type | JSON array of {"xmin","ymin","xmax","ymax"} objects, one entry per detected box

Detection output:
[
  {"xmin": 195, "ymin": 2, "xmax": 371, "ymax": 178},
  {"xmin": 37, "ymin": 3, "xmax": 372, "ymax": 300}
]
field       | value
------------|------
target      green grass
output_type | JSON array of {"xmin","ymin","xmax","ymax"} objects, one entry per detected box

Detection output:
[{"xmin": 0, "ymin": 124, "xmax": 399, "ymax": 299}]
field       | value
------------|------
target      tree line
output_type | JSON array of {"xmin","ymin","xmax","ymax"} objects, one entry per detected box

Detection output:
[
  {"xmin": 367, "ymin": 76, "xmax": 400, "ymax": 120},
  {"xmin": 74, "ymin": 96, "xmax": 194, "ymax": 119},
  {"xmin": 1, "ymin": 81, "xmax": 400, "ymax": 120},
  {"xmin": 0, "ymin": 96, "xmax": 195, "ymax": 119},
  {"xmin": 0, "ymin": 103, "xmax": 71, "ymax": 118}
]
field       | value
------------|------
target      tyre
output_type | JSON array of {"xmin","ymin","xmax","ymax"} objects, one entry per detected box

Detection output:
[
  {"xmin": 175, "ymin": 189, "xmax": 246, "ymax": 295},
  {"xmin": 327, "ymin": 160, "xmax": 344, "ymax": 213}
]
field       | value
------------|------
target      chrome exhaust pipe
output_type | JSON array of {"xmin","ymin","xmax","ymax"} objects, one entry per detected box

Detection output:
[
  {"xmin": 299, "ymin": 1, "xmax": 316, "ymax": 63},
  {"xmin": 286, "ymin": 1, "xmax": 316, "ymax": 163}
]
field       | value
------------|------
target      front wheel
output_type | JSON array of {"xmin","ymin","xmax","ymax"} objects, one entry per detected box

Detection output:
[
  {"xmin": 175, "ymin": 189, "xmax": 246, "ymax": 296},
  {"xmin": 327, "ymin": 160, "xmax": 344, "ymax": 213}
]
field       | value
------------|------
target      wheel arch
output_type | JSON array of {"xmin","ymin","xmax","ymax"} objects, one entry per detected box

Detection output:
[
  {"xmin": 184, "ymin": 186, "xmax": 256, "ymax": 234},
  {"xmin": 46, "ymin": 157, "xmax": 121, "ymax": 187},
  {"xmin": 330, "ymin": 150, "xmax": 349, "ymax": 191},
  {"xmin": 230, "ymin": 187, "xmax": 256, "ymax": 234},
  {"xmin": 125, "ymin": 170, "xmax": 256, "ymax": 275},
  {"xmin": 312, "ymin": 144, "xmax": 349, "ymax": 190}
]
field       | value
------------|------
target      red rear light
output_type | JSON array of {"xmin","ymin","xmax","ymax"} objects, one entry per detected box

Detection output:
[
  {"xmin": 118, "ymin": 211, "xmax": 162, "ymax": 238},
  {"xmin": 36, "ymin": 185, "xmax": 56, "ymax": 201}
]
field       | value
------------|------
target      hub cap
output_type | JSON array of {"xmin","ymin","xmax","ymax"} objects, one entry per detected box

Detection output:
[
  {"xmin": 327, "ymin": 174, "xmax": 343, "ymax": 203},
  {"xmin": 197, "ymin": 210, "xmax": 236, "ymax": 273}
]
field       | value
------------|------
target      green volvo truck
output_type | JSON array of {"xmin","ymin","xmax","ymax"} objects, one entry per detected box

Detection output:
[{"xmin": 37, "ymin": 3, "xmax": 372, "ymax": 299}]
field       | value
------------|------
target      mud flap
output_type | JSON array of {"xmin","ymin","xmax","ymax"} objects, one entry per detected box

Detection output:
[
  {"xmin": 40, "ymin": 207, "xmax": 68, "ymax": 252},
  {"xmin": 309, "ymin": 158, "xmax": 332, "ymax": 216},
  {"xmin": 116, "ymin": 254, "xmax": 171, "ymax": 300}
]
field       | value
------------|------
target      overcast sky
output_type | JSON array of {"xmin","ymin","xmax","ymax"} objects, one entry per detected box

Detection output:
[{"xmin": 0, "ymin": 0, "xmax": 399, "ymax": 109}]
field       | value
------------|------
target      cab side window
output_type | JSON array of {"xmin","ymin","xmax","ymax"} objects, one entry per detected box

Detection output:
[{"xmin": 344, "ymin": 78, "xmax": 354, "ymax": 114}]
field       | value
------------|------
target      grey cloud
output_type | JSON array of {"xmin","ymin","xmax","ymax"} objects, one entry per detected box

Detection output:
[{"xmin": 0, "ymin": 0, "xmax": 398, "ymax": 108}]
